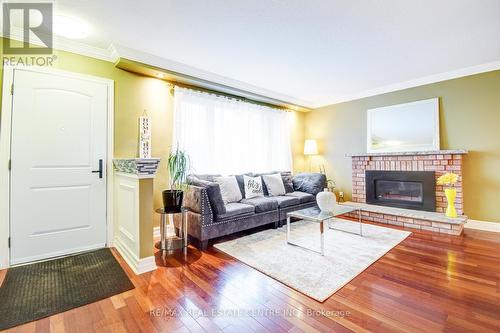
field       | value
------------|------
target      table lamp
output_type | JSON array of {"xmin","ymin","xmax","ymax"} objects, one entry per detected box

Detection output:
[{"xmin": 304, "ymin": 139, "xmax": 318, "ymax": 171}]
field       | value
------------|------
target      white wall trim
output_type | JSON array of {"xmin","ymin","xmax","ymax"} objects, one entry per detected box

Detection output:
[
  {"xmin": 2, "ymin": 32, "xmax": 310, "ymax": 109},
  {"xmin": 114, "ymin": 236, "xmax": 156, "ymax": 275},
  {"xmin": 0, "ymin": 68, "xmax": 14, "ymax": 269},
  {"xmin": 315, "ymin": 60, "xmax": 500, "ymax": 108},
  {"xmin": 4, "ymin": 31, "xmax": 499, "ymax": 110},
  {"xmin": 1, "ymin": 28, "xmax": 117, "ymax": 62},
  {"xmin": 108, "ymin": 44, "xmax": 120, "ymax": 63},
  {"xmin": 113, "ymin": 44, "xmax": 313, "ymax": 109},
  {"xmin": 49, "ymin": 36, "xmax": 116, "ymax": 62},
  {"xmin": 0, "ymin": 65, "xmax": 114, "ymax": 269},
  {"xmin": 106, "ymin": 78, "xmax": 115, "ymax": 247},
  {"xmin": 465, "ymin": 219, "xmax": 500, "ymax": 233},
  {"xmin": 115, "ymin": 171, "xmax": 157, "ymax": 180}
]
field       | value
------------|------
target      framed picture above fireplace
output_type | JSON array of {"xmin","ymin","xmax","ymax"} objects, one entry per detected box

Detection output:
[{"xmin": 367, "ymin": 98, "xmax": 440, "ymax": 153}]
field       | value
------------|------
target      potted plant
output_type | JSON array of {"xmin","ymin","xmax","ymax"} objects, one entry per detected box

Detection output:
[
  {"xmin": 162, "ymin": 146, "xmax": 190, "ymax": 213},
  {"xmin": 326, "ymin": 179, "xmax": 336, "ymax": 193},
  {"xmin": 436, "ymin": 172, "xmax": 459, "ymax": 218}
]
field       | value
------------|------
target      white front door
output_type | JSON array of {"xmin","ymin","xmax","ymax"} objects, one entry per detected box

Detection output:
[{"xmin": 10, "ymin": 69, "xmax": 108, "ymax": 265}]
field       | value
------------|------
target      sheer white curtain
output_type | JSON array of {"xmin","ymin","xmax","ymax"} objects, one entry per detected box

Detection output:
[{"xmin": 173, "ymin": 86, "xmax": 292, "ymax": 175}]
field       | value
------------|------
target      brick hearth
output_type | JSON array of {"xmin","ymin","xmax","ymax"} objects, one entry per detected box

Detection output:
[
  {"xmin": 347, "ymin": 150, "xmax": 468, "ymax": 235},
  {"xmin": 342, "ymin": 202, "xmax": 466, "ymax": 235}
]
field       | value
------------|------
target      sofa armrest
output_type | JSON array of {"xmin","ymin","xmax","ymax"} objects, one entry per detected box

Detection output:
[
  {"xmin": 292, "ymin": 173, "xmax": 326, "ymax": 195},
  {"xmin": 187, "ymin": 176, "xmax": 226, "ymax": 215},
  {"xmin": 184, "ymin": 185, "xmax": 213, "ymax": 216}
]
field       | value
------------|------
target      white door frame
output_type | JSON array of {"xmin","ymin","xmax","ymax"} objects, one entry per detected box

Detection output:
[{"xmin": 0, "ymin": 65, "xmax": 114, "ymax": 269}]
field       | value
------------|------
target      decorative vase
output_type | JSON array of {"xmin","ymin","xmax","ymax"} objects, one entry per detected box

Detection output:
[
  {"xmin": 162, "ymin": 189, "xmax": 184, "ymax": 213},
  {"xmin": 444, "ymin": 188, "xmax": 457, "ymax": 218},
  {"xmin": 316, "ymin": 188, "xmax": 337, "ymax": 212}
]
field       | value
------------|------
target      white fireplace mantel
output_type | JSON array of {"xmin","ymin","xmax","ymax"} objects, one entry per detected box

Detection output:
[{"xmin": 346, "ymin": 149, "xmax": 468, "ymax": 158}]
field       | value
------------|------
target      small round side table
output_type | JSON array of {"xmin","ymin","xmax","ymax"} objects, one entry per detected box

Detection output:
[{"xmin": 155, "ymin": 207, "xmax": 188, "ymax": 251}]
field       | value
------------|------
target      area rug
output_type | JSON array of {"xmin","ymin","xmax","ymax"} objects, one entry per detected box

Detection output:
[
  {"xmin": 214, "ymin": 219, "xmax": 410, "ymax": 302},
  {"xmin": 0, "ymin": 248, "xmax": 134, "ymax": 330}
]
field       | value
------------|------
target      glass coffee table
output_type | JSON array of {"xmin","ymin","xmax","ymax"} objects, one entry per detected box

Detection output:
[{"xmin": 286, "ymin": 204, "xmax": 362, "ymax": 256}]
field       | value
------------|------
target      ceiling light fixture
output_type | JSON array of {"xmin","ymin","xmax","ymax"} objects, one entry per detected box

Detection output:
[{"xmin": 53, "ymin": 15, "xmax": 90, "ymax": 39}]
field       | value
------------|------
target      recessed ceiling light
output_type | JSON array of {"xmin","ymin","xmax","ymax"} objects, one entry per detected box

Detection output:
[{"xmin": 53, "ymin": 15, "xmax": 90, "ymax": 39}]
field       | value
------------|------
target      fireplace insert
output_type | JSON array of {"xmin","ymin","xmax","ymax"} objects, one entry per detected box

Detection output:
[{"xmin": 365, "ymin": 171, "xmax": 436, "ymax": 211}]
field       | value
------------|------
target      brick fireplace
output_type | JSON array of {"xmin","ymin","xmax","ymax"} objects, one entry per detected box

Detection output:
[
  {"xmin": 345, "ymin": 150, "xmax": 468, "ymax": 235},
  {"xmin": 350, "ymin": 150, "xmax": 466, "ymax": 214}
]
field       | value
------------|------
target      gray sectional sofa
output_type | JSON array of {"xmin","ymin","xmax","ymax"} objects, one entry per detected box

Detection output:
[{"xmin": 176, "ymin": 172, "xmax": 326, "ymax": 250}]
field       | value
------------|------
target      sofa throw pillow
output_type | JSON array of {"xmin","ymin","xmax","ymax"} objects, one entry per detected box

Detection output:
[
  {"xmin": 243, "ymin": 175, "xmax": 264, "ymax": 199},
  {"xmin": 253, "ymin": 171, "xmax": 278, "ymax": 196},
  {"xmin": 190, "ymin": 174, "xmax": 222, "ymax": 182},
  {"xmin": 262, "ymin": 173, "xmax": 286, "ymax": 196},
  {"xmin": 281, "ymin": 171, "xmax": 294, "ymax": 193},
  {"xmin": 214, "ymin": 176, "xmax": 242, "ymax": 204},
  {"xmin": 187, "ymin": 176, "xmax": 226, "ymax": 215},
  {"xmin": 292, "ymin": 173, "xmax": 327, "ymax": 195},
  {"xmin": 234, "ymin": 173, "xmax": 252, "ymax": 198}
]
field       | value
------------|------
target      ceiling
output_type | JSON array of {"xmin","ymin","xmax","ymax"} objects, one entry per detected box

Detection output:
[{"xmin": 49, "ymin": 1, "xmax": 500, "ymax": 107}]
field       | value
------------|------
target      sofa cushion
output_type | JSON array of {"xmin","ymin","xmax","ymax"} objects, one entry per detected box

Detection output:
[
  {"xmin": 215, "ymin": 202, "xmax": 254, "ymax": 220},
  {"xmin": 187, "ymin": 177, "xmax": 226, "ymax": 215},
  {"xmin": 240, "ymin": 197, "xmax": 279, "ymax": 213},
  {"xmin": 272, "ymin": 195, "xmax": 300, "ymax": 208},
  {"xmin": 286, "ymin": 191, "xmax": 315, "ymax": 204},
  {"xmin": 292, "ymin": 173, "xmax": 326, "ymax": 195}
]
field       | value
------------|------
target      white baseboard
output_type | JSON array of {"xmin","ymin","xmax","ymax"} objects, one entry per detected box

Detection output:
[
  {"xmin": 114, "ymin": 236, "xmax": 157, "ymax": 275},
  {"xmin": 465, "ymin": 219, "xmax": 500, "ymax": 233}
]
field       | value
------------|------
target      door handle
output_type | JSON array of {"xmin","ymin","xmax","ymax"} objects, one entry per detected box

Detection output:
[{"xmin": 92, "ymin": 159, "xmax": 103, "ymax": 178}]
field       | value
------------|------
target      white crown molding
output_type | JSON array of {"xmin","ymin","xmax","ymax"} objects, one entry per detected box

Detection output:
[
  {"xmin": 113, "ymin": 44, "xmax": 314, "ymax": 109},
  {"xmin": 108, "ymin": 44, "xmax": 120, "ymax": 63},
  {"xmin": 53, "ymin": 36, "xmax": 116, "ymax": 62},
  {"xmin": 314, "ymin": 60, "xmax": 500, "ymax": 108},
  {"xmin": 3, "ymin": 29, "xmax": 499, "ymax": 110},
  {"xmin": 1, "ymin": 29, "xmax": 313, "ymax": 108},
  {"xmin": 1, "ymin": 27, "xmax": 116, "ymax": 62}
]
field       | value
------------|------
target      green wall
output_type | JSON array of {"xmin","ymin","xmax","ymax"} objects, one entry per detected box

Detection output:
[{"xmin": 306, "ymin": 70, "xmax": 500, "ymax": 222}]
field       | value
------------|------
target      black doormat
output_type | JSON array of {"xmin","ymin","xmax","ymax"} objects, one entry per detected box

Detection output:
[{"xmin": 0, "ymin": 248, "xmax": 134, "ymax": 330}]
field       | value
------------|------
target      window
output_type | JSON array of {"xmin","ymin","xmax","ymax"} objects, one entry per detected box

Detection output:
[{"xmin": 173, "ymin": 86, "xmax": 292, "ymax": 174}]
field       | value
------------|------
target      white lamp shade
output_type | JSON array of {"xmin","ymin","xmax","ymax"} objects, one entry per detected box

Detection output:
[{"xmin": 304, "ymin": 139, "xmax": 318, "ymax": 155}]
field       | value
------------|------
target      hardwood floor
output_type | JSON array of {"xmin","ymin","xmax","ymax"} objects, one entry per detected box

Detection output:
[{"xmin": 1, "ymin": 223, "xmax": 499, "ymax": 333}]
